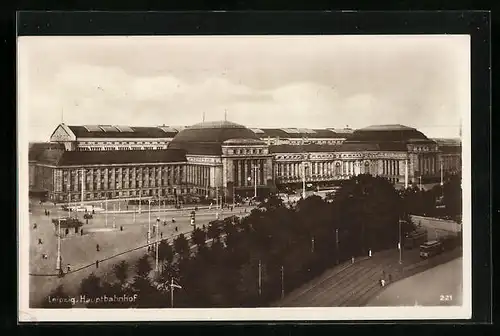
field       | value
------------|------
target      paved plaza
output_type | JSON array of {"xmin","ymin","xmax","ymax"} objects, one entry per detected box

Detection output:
[{"xmin": 29, "ymin": 199, "xmax": 253, "ymax": 306}]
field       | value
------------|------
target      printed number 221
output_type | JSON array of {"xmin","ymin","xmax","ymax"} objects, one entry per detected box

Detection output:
[{"xmin": 440, "ymin": 295, "xmax": 453, "ymax": 302}]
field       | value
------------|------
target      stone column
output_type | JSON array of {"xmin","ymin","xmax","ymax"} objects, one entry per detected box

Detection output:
[{"xmin": 404, "ymin": 159, "xmax": 409, "ymax": 188}]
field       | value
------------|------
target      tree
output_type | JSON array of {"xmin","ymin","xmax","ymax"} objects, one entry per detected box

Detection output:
[
  {"xmin": 158, "ymin": 241, "xmax": 174, "ymax": 265},
  {"xmin": 258, "ymin": 194, "xmax": 284, "ymax": 212},
  {"xmin": 236, "ymin": 260, "xmax": 260, "ymax": 306},
  {"xmin": 443, "ymin": 175, "xmax": 462, "ymax": 217},
  {"xmin": 191, "ymin": 226, "xmax": 207, "ymax": 247},
  {"xmin": 135, "ymin": 254, "xmax": 152, "ymax": 279},
  {"xmin": 173, "ymin": 233, "xmax": 190, "ymax": 259},
  {"xmin": 42, "ymin": 285, "xmax": 73, "ymax": 308},
  {"xmin": 130, "ymin": 275, "xmax": 162, "ymax": 308},
  {"xmin": 79, "ymin": 273, "xmax": 103, "ymax": 308},
  {"xmin": 113, "ymin": 260, "xmax": 129, "ymax": 287},
  {"xmin": 207, "ymin": 221, "xmax": 222, "ymax": 241}
]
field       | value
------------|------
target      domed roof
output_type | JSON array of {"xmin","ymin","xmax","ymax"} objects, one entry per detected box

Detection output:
[
  {"xmin": 168, "ymin": 120, "xmax": 263, "ymax": 155},
  {"xmin": 347, "ymin": 124, "xmax": 430, "ymax": 143}
]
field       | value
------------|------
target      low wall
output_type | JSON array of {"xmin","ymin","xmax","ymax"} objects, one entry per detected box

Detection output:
[{"xmin": 410, "ymin": 215, "xmax": 462, "ymax": 234}]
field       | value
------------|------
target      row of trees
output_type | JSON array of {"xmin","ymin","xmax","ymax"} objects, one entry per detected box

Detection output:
[
  {"xmin": 43, "ymin": 174, "xmax": 461, "ymax": 308},
  {"xmin": 401, "ymin": 174, "xmax": 462, "ymax": 222}
]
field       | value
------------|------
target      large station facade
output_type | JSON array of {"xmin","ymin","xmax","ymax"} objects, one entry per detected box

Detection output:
[{"xmin": 29, "ymin": 121, "xmax": 462, "ymax": 203}]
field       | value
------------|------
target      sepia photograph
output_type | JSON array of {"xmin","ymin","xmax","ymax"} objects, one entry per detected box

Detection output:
[{"xmin": 18, "ymin": 34, "xmax": 471, "ymax": 321}]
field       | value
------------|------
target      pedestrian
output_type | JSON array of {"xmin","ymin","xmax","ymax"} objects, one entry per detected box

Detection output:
[
  {"xmin": 92, "ymin": 209, "xmax": 95, "ymax": 214},
  {"xmin": 80, "ymin": 228, "xmax": 83, "ymax": 236},
  {"xmin": 381, "ymin": 279, "xmax": 386, "ymax": 287},
  {"xmin": 65, "ymin": 228, "xmax": 69, "ymax": 236},
  {"xmin": 96, "ymin": 260, "xmax": 99, "ymax": 268},
  {"xmin": 86, "ymin": 219, "xmax": 89, "ymax": 225},
  {"xmin": 42, "ymin": 253, "xmax": 48, "ymax": 259},
  {"xmin": 153, "ymin": 226, "xmax": 156, "ymax": 234},
  {"xmin": 175, "ymin": 226, "xmax": 178, "ymax": 232},
  {"xmin": 96, "ymin": 244, "xmax": 100, "ymax": 252},
  {"xmin": 47, "ymin": 210, "xmax": 50, "ymax": 216},
  {"xmin": 120, "ymin": 225, "xmax": 123, "ymax": 231},
  {"xmin": 351, "ymin": 256, "xmax": 354, "ymax": 264},
  {"xmin": 38, "ymin": 238, "xmax": 43, "ymax": 245},
  {"xmin": 160, "ymin": 232, "xmax": 163, "ymax": 239},
  {"xmin": 163, "ymin": 220, "xmax": 167, "ymax": 226},
  {"xmin": 67, "ymin": 264, "xmax": 71, "ymax": 272},
  {"xmin": 33, "ymin": 223, "xmax": 37, "ymax": 229},
  {"xmin": 369, "ymin": 249, "xmax": 372, "ymax": 257},
  {"xmin": 75, "ymin": 226, "xmax": 78, "ymax": 234}
]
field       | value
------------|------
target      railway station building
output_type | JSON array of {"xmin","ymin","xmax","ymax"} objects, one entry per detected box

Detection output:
[{"xmin": 29, "ymin": 121, "xmax": 462, "ymax": 203}]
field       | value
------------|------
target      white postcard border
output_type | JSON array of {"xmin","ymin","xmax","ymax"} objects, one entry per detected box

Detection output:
[{"xmin": 18, "ymin": 34, "xmax": 472, "ymax": 322}]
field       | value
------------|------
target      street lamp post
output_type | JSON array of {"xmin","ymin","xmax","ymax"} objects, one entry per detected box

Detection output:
[
  {"xmin": 105, "ymin": 198, "xmax": 108, "ymax": 227},
  {"xmin": 169, "ymin": 278, "xmax": 182, "ymax": 308},
  {"xmin": 252, "ymin": 164, "xmax": 258, "ymax": 199},
  {"xmin": 80, "ymin": 168, "xmax": 85, "ymax": 208},
  {"xmin": 148, "ymin": 200, "xmax": 151, "ymax": 244},
  {"xmin": 398, "ymin": 218, "xmax": 403, "ymax": 264},
  {"xmin": 155, "ymin": 217, "xmax": 160, "ymax": 273},
  {"xmin": 258, "ymin": 259, "xmax": 262, "ymax": 296},
  {"xmin": 138, "ymin": 192, "xmax": 142, "ymax": 214},
  {"xmin": 56, "ymin": 217, "xmax": 61, "ymax": 271},
  {"xmin": 440, "ymin": 159, "xmax": 444, "ymax": 186},
  {"xmin": 280, "ymin": 265, "xmax": 285, "ymax": 300},
  {"xmin": 301, "ymin": 162, "xmax": 309, "ymax": 199},
  {"xmin": 335, "ymin": 228, "xmax": 339, "ymax": 265},
  {"xmin": 232, "ymin": 183, "xmax": 236, "ymax": 209}
]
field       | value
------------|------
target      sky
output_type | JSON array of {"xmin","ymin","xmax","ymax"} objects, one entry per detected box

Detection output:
[{"xmin": 18, "ymin": 35, "xmax": 470, "ymax": 142}]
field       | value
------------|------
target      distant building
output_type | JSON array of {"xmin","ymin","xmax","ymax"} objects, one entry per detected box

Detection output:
[
  {"xmin": 49, "ymin": 124, "xmax": 185, "ymax": 151},
  {"xmin": 30, "ymin": 121, "xmax": 462, "ymax": 203}
]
